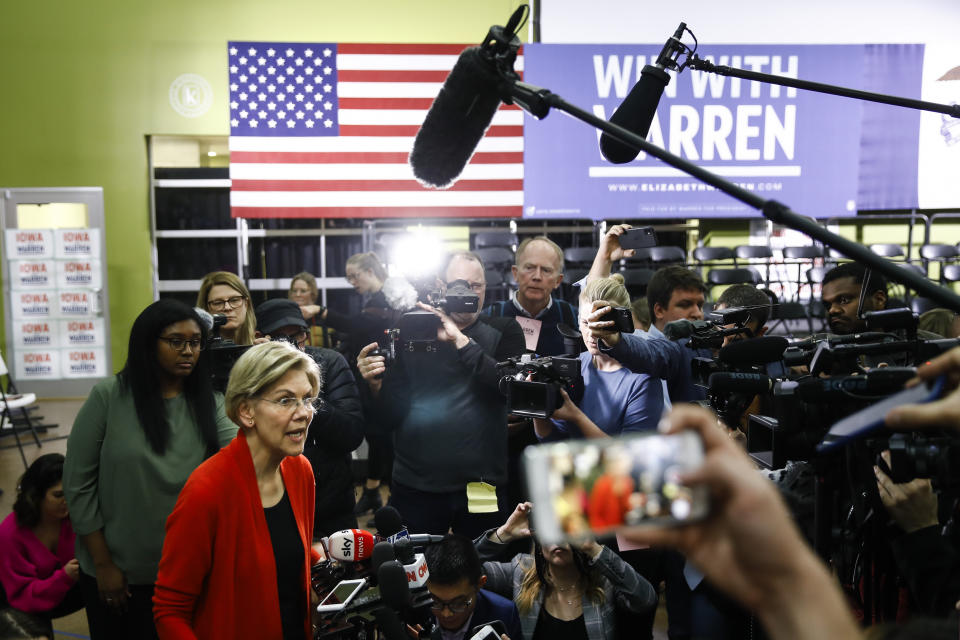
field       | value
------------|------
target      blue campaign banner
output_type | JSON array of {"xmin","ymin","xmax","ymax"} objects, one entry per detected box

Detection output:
[{"xmin": 522, "ymin": 44, "xmax": 921, "ymax": 219}]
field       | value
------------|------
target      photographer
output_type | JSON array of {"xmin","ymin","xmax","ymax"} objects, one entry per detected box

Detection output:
[
  {"xmin": 357, "ymin": 251, "xmax": 526, "ymax": 537},
  {"xmin": 255, "ymin": 298, "xmax": 365, "ymax": 538},
  {"xmin": 532, "ymin": 274, "xmax": 663, "ymax": 442}
]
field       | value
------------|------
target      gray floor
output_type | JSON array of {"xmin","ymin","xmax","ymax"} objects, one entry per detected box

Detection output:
[{"xmin": 1, "ymin": 399, "xmax": 670, "ymax": 640}]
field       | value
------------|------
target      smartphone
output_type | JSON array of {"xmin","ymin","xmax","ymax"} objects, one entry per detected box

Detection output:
[
  {"xmin": 524, "ymin": 431, "xmax": 710, "ymax": 545},
  {"xmin": 816, "ymin": 375, "xmax": 946, "ymax": 453},
  {"xmin": 618, "ymin": 226, "xmax": 657, "ymax": 251},
  {"xmin": 316, "ymin": 578, "xmax": 367, "ymax": 613},
  {"xmin": 470, "ymin": 620, "xmax": 507, "ymax": 640}
]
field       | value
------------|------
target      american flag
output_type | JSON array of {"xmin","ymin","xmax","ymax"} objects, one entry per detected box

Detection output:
[{"xmin": 227, "ymin": 42, "xmax": 524, "ymax": 219}]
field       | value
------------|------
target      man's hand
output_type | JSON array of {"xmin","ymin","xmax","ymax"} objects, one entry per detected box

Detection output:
[
  {"xmin": 886, "ymin": 346, "xmax": 960, "ymax": 430},
  {"xmin": 587, "ymin": 300, "xmax": 622, "ymax": 348},
  {"xmin": 416, "ymin": 302, "xmax": 469, "ymax": 349},
  {"xmin": 300, "ymin": 304, "xmax": 326, "ymax": 321},
  {"xmin": 875, "ymin": 450, "xmax": 939, "ymax": 533},
  {"xmin": 620, "ymin": 405, "xmax": 859, "ymax": 640},
  {"xmin": 492, "ymin": 501, "xmax": 534, "ymax": 543},
  {"xmin": 357, "ymin": 342, "xmax": 385, "ymax": 396}
]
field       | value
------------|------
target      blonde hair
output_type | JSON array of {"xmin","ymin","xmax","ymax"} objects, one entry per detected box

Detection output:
[
  {"xmin": 580, "ymin": 273, "xmax": 630, "ymax": 308},
  {"xmin": 515, "ymin": 236, "xmax": 564, "ymax": 274},
  {"xmin": 196, "ymin": 271, "xmax": 257, "ymax": 345},
  {"xmin": 346, "ymin": 252, "xmax": 388, "ymax": 283},
  {"xmin": 289, "ymin": 271, "xmax": 318, "ymax": 302},
  {"xmin": 224, "ymin": 341, "xmax": 322, "ymax": 425},
  {"xmin": 514, "ymin": 548, "xmax": 606, "ymax": 615}
]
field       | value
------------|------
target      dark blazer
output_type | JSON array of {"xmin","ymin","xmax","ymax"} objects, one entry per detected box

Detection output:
[{"xmin": 429, "ymin": 588, "xmax": 523, "ymax": 640}]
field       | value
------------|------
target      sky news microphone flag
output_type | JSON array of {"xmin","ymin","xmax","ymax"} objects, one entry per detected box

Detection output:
[{"xmin": 227, "ymin": 42, "xmax": 524, "ymax": 218}]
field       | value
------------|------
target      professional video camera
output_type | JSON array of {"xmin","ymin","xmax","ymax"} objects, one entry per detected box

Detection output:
[
  {"xmin": 199, "ymin": 313, "xmax": 250, "ymax": 392},
  {"xmin": 371, "ymin": 278, "xmax": 480, "ymax": 364},
  {"xmin": 496, "ymin": 323, "xmax": 585, "ymax": 418}
]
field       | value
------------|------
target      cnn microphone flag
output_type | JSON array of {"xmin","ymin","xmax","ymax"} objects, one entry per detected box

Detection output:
[{"xmin": 227, "ymin": 42, "xmax": 524, "ymax": 219}]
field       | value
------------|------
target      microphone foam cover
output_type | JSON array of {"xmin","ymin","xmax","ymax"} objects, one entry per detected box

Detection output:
[
  {"xmin": 409, "ymin": 47, "xmax": 504, "ymax": 188},
  {"xmin": 371, "ymin": 541, "xmax": 396, "ymax": 574},
  {"xmin": 374, "ymin": 505, "xmax": 404, "ymax": 538},
  {"xmin": 378, "ymin": 560, "xmax": 411, "ymax": 609},
  {"xmin": 718, "ymin": 336, "xmax": 789, "ymax": 366},
  {"xmin": 393, "ymin": 538, "xmax": 415, "ymax": 565},
  {"xmin": 600, "ymin": 65, "xmax": 671, "ymax": 164},
  {"xmin": 708, "ymin": 372, "xmax": 772, "ymax": 394}
]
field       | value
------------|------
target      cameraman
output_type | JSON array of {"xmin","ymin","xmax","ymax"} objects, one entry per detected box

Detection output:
[
  {"xmin": 254, "ymin": 298, "xmax": 365, "ymax": 538},
  {"xmin": 357, "ymin": 251, "xmax": 526, "ymax": 538}
]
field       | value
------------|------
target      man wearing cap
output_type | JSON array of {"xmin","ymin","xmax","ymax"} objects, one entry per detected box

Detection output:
[{"xmin": 255, "ymin": 298, "xmax": 365, "ymax": 537}]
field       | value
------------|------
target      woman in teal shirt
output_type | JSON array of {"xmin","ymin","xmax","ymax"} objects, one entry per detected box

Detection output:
[{"xmin": 63, "ymin": 300, "xmax": 237, "ymax": 640}]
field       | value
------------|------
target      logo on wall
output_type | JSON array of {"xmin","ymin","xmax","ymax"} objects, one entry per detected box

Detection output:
[{"xmin": 169, "ymin": 73, "xmax": 213, "ymax": 118}]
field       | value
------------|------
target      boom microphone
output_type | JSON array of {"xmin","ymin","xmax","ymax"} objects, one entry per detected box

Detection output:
[
  {"xmin": 409, "ymin": 6, "xmax": 526, "ymax": 188},
  {"xmin": 599, "ymin": 23, "xmax": 687, "ymax": 164},
  {"xmin": 326, "ymin": 529, "xmax": 377, "ymax": 562}
]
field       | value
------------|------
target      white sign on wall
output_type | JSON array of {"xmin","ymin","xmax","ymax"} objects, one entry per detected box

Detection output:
[
  {"xmin": 10, "ymin": 260, "xmax": 56, "ymax": 290},
  {"xmin": 59, "ymin": 318, "xmax": 105, "ymax": 348},
  {"xmin": 58, "ymin": 290, "xmax": 95, "ymax": 316},
  {"xmin": 57, "ymin": 260, "xmax": 102, "ymax": 289},
  {"xmin": 15, "ymin": 350, "xmax": 60, "ymax": 380},
  {"xmin": 5, "ymin": 230, "xmax": 54, "ymax": 259},
  {"xmin": 12, "ymin": 319, "xmax": 57, "ymax": 349},
  {"xmin": 62, "ymin": 348, "xmax": 107, "ymax": 378},
  {"xmin": 54, "ymin": 229, "xmax": 100, "ymax": 259},
  {"xmin": 13, "ymin": 291, "xmax": 54, "ymax": 319}
]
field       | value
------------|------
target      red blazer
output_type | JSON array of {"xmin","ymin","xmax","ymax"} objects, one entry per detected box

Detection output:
[{"xmin": 154, "ymin": 433, "xmax": 317, "ymax": 640}]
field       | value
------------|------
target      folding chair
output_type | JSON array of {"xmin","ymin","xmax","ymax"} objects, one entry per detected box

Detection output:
[{"xmin": 0, "ymin": 354, "xmax": 45, "ymax": 469}]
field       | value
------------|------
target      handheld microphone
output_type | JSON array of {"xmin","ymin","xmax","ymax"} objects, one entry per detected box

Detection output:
[
  {"xmin": 599, "ymin": 23, "xmax": 687, "ymax": 164},
  {"xmin": 326, "ymin": 529, "xmax": 377, "ymax": 562},
  {"xmin": 373, "ymin": 506, "xmax": 445, "ymax": 547},
  {"xmin": 409, "ymin": 6, "xmax": 526, "ymax": 189},
  {"xmin": 194, "ymin": 307, "xmax": 215, "ymax": 331},
  {"xmin": 708, "ymin": 372, "xmax": 774, "ymax": 395},
  {"xmin": 394, "ymin": 538, "xmax": 430, "ymax": 589},
  {"xmin": 378, "ymin": 560, "xmax": 412, "ymax": 609}
]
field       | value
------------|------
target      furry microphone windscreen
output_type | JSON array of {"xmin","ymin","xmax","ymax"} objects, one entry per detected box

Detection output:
[{"xmin": 409, "ymin": 47, "xmax": 504, "ymax": 189}]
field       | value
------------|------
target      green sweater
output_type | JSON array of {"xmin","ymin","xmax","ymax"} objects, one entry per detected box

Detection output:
[{"xmin": 63, "ymin": 377, "xmax": 237, "ymax": 585}]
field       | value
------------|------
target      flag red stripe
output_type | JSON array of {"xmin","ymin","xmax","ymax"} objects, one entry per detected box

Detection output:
[
  {"xmin": 231, "ymin": 205, "xmax": 521, "ymax": 219},
  {"xmin": 230, "ymin": 179, "xmax": 522, "ymax": 192},
  {"xmin": 338, "ymin": 69, "xmax": 450, "ymax": 82},
  {"xmin": 339, "ymin": 125, "xmax": 521, "ymax": 137},
  {"xmin": 229, "ymin": 151, "xmax": 523, "ymax": 164},
  {"xmin": 338, "ymin": 97, "xmax": 521, "ymax": 110},
  {"xmin": 337, "ymin": 43, "xmax": 471, "ymax": 55}
]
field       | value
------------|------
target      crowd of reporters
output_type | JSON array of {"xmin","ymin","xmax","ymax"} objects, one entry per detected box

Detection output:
[{"xmin": 4, "ymin": 225, "xmax": 960, "ymax": 640}]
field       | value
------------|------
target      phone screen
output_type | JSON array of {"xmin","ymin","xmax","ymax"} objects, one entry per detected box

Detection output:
[
  {"xmin": 524, "ymin": 431, "xmax": 709, "ymax": 544},
  {"xmin": 319, "ymin": 580, "xmax": 364, "ymax": 607}
]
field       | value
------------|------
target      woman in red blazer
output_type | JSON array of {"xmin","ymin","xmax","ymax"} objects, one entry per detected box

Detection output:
[{"xmin": 154, "ymin": 341, "xmax": 323, "ymax": 640}]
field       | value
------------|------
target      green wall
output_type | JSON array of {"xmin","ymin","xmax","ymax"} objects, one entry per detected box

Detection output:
[{"xmin": 0, "ymin": 0, "xmax": 522, "ymax": 371}]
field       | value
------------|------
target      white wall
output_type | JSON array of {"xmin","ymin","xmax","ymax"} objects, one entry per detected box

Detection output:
[{"xmin": 538, "ymin": 0, "xmax": 960, "ymax": 44}]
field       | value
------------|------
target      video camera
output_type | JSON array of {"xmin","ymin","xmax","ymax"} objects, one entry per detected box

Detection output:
[
  {"xmin": 199, "ymin": 313, "xmax": 250, "ymax": 392},
  {"xmin": 370, "ymin": 279, "xmax": 480, "ymax": 365},
  {"xmin": 496, "ymin": 323, "xmax": 585, "ymax": 418}
]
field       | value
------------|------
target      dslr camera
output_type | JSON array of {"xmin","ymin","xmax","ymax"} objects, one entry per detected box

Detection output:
[{"xmin": 497, "ymin": 353, "xmax": 585, "ymax": 419}]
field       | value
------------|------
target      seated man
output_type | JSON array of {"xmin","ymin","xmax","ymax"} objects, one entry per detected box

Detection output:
[
  {"xmin": 255, "ymin": 298, "xmax": 365, "ymax": 537},
  {"xmin": 424, "ymin": 535, "xmax": 522, "ymax": 640}
]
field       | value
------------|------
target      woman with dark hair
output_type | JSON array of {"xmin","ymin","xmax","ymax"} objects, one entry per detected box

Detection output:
[
  {"xmin": 302, "ymin": 251, "xmax": 399, "ymax": 514},
  {"xmin": 476, "ymin": 503, "xmax": 655, "ymax": 640},
  {"xmin": 62, "ymin": 299, "xmax": 237, "ymax": 640},
  {"xmin": 0, "ymin": 454, "xmax": 83, "ymax": 636}
]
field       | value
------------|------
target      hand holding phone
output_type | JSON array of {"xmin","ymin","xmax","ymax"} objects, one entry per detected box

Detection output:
[{"xmin": 617, "ymin": 226, "xmax": 657, "ymax": 251}]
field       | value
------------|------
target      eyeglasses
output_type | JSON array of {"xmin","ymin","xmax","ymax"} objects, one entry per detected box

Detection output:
[
  {"xmin": 429, "ymin": 596, "xmax": 473, "ymax": 614},
  {"xmin": 345, "ymin": 272, "xmax": 361, "ymax": 283},
  {"xmin": 255, "ymin": 395, "xmax": 319, "ymax": 413},
  {"xmin": 158, "ymin": 337, "xmax": 204, "ymax": 352},
  {"xmin": 207, "ymin": 295, "xmax": 246, "ymax": 311}
]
